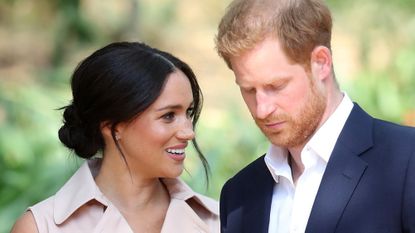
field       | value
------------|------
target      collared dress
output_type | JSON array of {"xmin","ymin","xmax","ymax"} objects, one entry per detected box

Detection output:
[{"xmin": 29, "ymin": 159, "xmax": 219, "ymax": 233}]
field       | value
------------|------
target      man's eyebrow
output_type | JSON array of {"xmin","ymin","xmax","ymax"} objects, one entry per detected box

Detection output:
[{"xmin": 268, "ymin": 76, "xmax": 291, "ymax": 85}]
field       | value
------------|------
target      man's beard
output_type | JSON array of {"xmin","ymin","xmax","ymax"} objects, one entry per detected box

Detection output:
[{"xmin": 256, "ymin": 81, "xmax": 327, "ymax": 148}]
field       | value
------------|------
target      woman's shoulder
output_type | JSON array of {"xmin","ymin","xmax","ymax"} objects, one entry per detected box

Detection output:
[
  {"xmin": 29, "ymin": 195, "xmax": 56, "ymax": 221},
  {"xmin": 11, "ymin": 161, "xmax": 99, "ymax": 233},
  {"xmin": 10, "ymin": 211, "xmax": 39, "ymax": 233},
  {"xmin": 13, "ymin": 195, "xmax": 57, "ymax": 233}
]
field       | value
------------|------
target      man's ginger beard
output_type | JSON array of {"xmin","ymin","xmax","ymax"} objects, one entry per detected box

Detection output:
[{"xmin": 255, "ymin": 77, "xmax": 327, "ymax": 148}]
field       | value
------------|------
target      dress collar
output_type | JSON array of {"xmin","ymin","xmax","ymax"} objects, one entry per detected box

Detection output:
[
  {"xmin": 53, "ymin": 159, "xmax": 108, "ymax": 224},
  {"xmin": 53, "ymin": 159, "xmax": 218, "ymax": 224},
  {"xmin": 163, "ymin": 178, "xmax": 219, "ymax": 216}
]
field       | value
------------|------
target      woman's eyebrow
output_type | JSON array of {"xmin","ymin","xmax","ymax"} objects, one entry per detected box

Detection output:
[{"xmin": 155, "ymin": 101, "xmax": 194, "ymax": 112}]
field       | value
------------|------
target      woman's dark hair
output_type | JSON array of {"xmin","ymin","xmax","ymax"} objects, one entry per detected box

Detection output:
[{"xmin": 58, "ymin": 41, "xmax": 209, "ymax": 181}]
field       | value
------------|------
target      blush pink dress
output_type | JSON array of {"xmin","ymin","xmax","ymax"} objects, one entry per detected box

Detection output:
[{"xmin": 28, "ymin": 159, "xmax": 219, "ymax": 233}]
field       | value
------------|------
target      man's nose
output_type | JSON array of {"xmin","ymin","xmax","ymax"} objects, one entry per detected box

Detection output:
[{"xmin": 255, "ymin": 91, "xmax": 276, "ymax": 120}]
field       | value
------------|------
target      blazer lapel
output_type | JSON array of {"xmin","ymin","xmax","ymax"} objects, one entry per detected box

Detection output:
[
  {"xmin": 242, "ymin": 156, "xmax": 275, "ymax": 233},
  {"xmin": 306, "ymin": 104, "xmax": 373, "ymax": 233}
]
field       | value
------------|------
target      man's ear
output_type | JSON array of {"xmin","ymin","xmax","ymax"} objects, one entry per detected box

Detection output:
[{"xmin": 310, "ymin": 46, "xmax": 332, "ymax": 81}]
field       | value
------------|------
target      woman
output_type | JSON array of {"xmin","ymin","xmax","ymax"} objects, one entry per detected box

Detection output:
[{"xmin": 11, "ymin": 42, "xmax": 219, "ymax": 233}]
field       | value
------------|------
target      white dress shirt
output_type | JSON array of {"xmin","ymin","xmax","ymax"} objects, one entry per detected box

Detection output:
[{"xmin": 265, "ymin": 93, "xmax": 354, "ymax": 233}]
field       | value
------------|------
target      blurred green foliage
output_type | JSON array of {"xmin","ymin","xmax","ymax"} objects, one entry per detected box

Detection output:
[
  {"xmin": 0, "ymin": 0, "xmax": 414, "ymax": 232},
  {"xmin": 0, "ymin": 81, "xmax": 81, "ymax": 229},
  {"xmin": 330, "ymin": 0, "xmax": 415, "ymax": 124}
]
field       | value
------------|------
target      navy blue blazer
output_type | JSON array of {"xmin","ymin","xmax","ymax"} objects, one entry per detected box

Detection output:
[{"xmin": 220, "ymin": 104, "xmax": 415, "ymax": 233}]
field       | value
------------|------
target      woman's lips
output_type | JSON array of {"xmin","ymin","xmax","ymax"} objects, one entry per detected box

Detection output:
[{"xmin": 165, "ymin": 144, "xmax": 187, "ymax": 161}]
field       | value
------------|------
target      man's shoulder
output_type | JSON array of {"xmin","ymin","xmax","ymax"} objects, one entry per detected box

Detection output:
[
  {"xmin": 373, "ymin": 118, "xmax": 415, "ymax": 143},
  {"xmin": 374, "ymin": 117, "xmax": 415, "ymax": 132},
  {"xmin": 350, "ymin": 103, "xmax": 415, "ymax": 143}
]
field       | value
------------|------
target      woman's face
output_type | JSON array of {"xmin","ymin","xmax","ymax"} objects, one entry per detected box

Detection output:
[{"xmin": 115, "ymin": 70, "xmax": 196, "ymax": 179}]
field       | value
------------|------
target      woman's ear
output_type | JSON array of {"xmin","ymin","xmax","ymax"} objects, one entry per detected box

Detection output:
[
  {"xmin": 100, "ymin": 121, "xmax": 120, "ymax": 141},
  {"xmin": 310, "ymin": 46, "xmax": 332, "ymax": 82}
]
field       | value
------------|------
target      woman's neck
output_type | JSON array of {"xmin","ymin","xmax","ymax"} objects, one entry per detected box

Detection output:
[
  {"xmin": 94, "ymin": 152, "xmax": 169, "ymax": 212},
  {"xmin": 94, "ymin": 153, "xmax": 170, "ymax": 233}
]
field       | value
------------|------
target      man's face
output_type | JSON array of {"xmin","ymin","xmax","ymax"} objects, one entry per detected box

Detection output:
[{"xmin": 230, "ymin": 37, "xmax": 327, "ymax": 149}]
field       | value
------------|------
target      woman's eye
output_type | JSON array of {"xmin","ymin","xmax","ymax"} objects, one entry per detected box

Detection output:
[
  {"xmin": 162, "ymin": 112, "xmax": 175, "ymax": 121},
  {"xmin": 186, "ymin": 107, "xmax": 194, "ymax": 118}
]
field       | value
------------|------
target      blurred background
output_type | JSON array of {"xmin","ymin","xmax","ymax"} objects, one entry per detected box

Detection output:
[{"xmin": 0, "ymin": 0, "xmax": 414, "ymax": 231}]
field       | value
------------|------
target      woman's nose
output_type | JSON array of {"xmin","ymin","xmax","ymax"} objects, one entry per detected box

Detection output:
[{"xmin": 177, "ymin": 120, "xmax": 195, "ymax": 140}]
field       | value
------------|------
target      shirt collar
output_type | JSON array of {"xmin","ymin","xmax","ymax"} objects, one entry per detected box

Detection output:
[
  {"xmin": 264, "ymin": 146, "xmax": 292, "ymax": 183},
  {"xmin": 53, "ymin": 159, "xmax": 218, "ymax": 224},
  {"xmin": 306, "ymin": 92, "xmax": 354, "ymax": 163},
  {"xmin": 264, "ymin": 92, "xmax": 354, "ymax": 182}
]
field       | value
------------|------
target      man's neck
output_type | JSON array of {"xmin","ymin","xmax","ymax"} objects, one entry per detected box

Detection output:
[{"xmin": 288, "ymin": 147, "xmax": 305, "ymax": 185}]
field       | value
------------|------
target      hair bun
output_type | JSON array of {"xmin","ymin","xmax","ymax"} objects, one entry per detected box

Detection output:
[{"xmin": 58, "ymin": 105, "xmax": 99, "ymax": 158}]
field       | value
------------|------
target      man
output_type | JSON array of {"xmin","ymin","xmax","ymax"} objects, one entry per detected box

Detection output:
[{"xmin": 215, "ymin": 0, "xmax": 415, "ymax": 232}]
